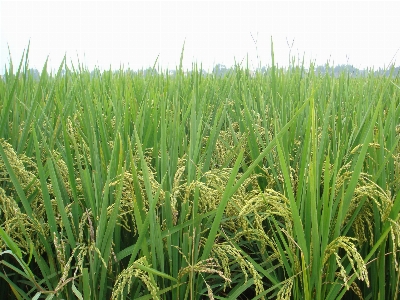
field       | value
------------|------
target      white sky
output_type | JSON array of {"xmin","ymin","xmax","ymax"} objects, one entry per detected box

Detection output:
[{"xmin": 1, "ymin": 1, "xmax": 399, "ymax": 74}]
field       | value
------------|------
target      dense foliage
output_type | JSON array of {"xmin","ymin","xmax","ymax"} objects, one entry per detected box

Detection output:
[{"xmin": 1, "ymin": 47, "xmax": 400, "ymax": 299}]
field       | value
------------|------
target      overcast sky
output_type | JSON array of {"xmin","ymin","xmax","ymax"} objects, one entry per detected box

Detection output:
[{"xmin": 1, "ymin": 1, "xmax": 399, "ymax": 74}]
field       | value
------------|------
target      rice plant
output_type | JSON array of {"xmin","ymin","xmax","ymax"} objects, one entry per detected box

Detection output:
[{"xmin": 0, "ymin": 44, "xmax": 399, "ymax": 299}]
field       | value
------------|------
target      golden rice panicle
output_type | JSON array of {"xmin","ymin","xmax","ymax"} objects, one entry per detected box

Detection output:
[
  {"xmin": 111, "ymin": 257, "xmax": 160, "ymax": 300},
  {"xmin": 389, "ymin": 218, "xmax": 400, "ymax": 271},
  {"xmin": 211, "ymin": 241, "xmax": 264, "ymax": 298},
  {"xmin": 323, "ymin": 237, "xmax": 370, "ymax": 289},
  {"xmin": 277, "ymin": 278, "xmax": 293, "ymax": 300},
  {"xmin": 0, "ymin": 139, "xmax": 39, "ymax": 199}
]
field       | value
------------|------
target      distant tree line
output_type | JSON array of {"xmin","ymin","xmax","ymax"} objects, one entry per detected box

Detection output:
[
  {"xmin": 15, "ymin": 64, "xmax": 400, "ymax": 81},
  {"xmin": 313, "ymin": 64, "xmax": 400, "ymax": 77}
]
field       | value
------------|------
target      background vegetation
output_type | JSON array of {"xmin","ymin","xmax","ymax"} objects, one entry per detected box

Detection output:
[{"xmin": 1, "ymin": 45, "xmax": 400, "ymax": 299}]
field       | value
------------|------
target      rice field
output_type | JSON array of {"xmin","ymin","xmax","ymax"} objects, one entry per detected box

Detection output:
[{"xmin": 1, "ymin": 46, "xmax": 400, "ymax": 300}]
